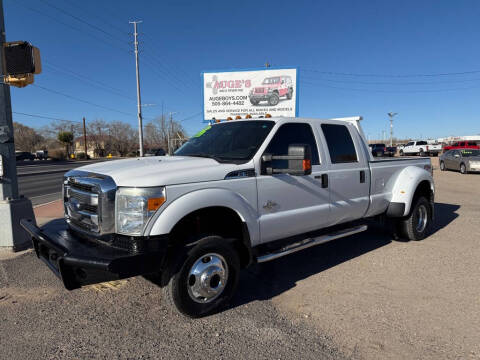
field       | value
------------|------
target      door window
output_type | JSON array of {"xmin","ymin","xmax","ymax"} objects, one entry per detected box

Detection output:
[
  {"xmin": 264, "ymin": 123, "xmax": 320, "ymax": 168},
  {"xmin": 321, "ymin": 124, "xmax": 358, "ymax": 163}
]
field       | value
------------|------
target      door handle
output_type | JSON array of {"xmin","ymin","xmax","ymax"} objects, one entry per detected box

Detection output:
[{"xmin": 360, "ymin": 170, "xmax": 366, "ymax": 183}]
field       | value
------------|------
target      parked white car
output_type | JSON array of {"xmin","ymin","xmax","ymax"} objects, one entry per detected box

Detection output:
[
  {"xmin": 400, "ymin": 141, "xmax": 441, "ymax": 156},
  {"xmin": 22, "ymin": 116, "xmax": 435, "ymax": 317}
]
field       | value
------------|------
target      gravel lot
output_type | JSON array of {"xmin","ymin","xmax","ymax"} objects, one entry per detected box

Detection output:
[{"xmin": 1, "ymin": 158, "xmax": 479, "ymax": 359}]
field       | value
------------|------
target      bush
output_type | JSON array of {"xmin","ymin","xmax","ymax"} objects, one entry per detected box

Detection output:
[{"xmin": 49, "ymin": 149, "xmax": 66, "ymax": 161}]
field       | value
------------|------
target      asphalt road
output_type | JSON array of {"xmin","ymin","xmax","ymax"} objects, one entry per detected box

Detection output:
[{"xmin": 17, "ymin": 160, "xmax": 108, "ymax": 206}]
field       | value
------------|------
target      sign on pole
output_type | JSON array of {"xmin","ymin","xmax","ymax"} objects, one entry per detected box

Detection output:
[{"xmin": 202, "ymin": 67, "xmax": 298, "ymax": 122}]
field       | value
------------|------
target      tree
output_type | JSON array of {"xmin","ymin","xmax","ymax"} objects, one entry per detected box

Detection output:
[
  {"xmin": 87, "ymin": 119, "xmax": 111, "ymax": 157},
  {"xmin": 57, "ymin": 131, "xmax": 74, "ymax": 157},
  {"xmin": 108, "ymin": 121, "xmax": 136, "ymax": 156},
  {"xmin": 13, "ymin": 122, "xmax": 44, "ymax": 152}
]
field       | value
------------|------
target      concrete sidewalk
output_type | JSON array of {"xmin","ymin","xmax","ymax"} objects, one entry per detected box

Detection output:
[{"xmin": 33, "ymin": 199, "xmax": 63, "ymax": 227}]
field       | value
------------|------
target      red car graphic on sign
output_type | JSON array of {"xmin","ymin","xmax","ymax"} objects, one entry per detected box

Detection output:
[{"xmin": 249, "ymin": 75, "xmax": 293, "ymax": 106}]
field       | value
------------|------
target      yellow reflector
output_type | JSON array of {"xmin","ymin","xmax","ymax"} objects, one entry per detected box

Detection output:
[
  {"xmin": 265, "ymin": 113, "xmax": 272, "ymax": 118},
  {"xmin": 245, "ymin": 114, "xmax": 252, "ymax": 119},
  {"xmin": 227, "ymin": 117, "xmax": 233, "ymax": 121},
  {"xmin": 148, "ymin": 197, "xmax": 165, "ymax": 211},
  {"xmin": 235, "ymin": 115, "xmax": 242, "ymax": 119}
]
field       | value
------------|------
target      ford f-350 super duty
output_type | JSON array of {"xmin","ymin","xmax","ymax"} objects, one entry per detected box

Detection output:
[{"xmin": 21, "ymin": 116, "xmax": 435, "ymax": 317}]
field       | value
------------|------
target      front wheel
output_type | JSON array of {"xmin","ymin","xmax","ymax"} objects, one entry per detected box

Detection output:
[
  {"xmin": 460, "ymin": 163, "xmax": 467, "ymax": 174},
  {"xmin": 399, "ymin": 150, "xmax": 404, "ymax": 156},
  {"xmin": 399, "ymin": 196, "xmax": 432, "ymax": 241},
  {"xmin": 440, "ymin": 161, "xmax": 445, "ymax": 171},
  {"xmin": 162, "ymin": 236, "xmax": 240, "ymax": 318},
  {"xmin": 286, "ymin": 88, "xmax": 293, "ymax": 99},
  {"xmin": 419, "ymin": 149, "xmax": 425, "ymax": 157},
  {"xmin": 268, "ymin": 93, "xmax": 279, "ymax": 106}
]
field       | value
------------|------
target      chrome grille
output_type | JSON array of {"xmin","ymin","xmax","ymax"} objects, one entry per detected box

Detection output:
[{"xmin": 63, "ymin": 170, "xmax": 116, "ymax": 236}]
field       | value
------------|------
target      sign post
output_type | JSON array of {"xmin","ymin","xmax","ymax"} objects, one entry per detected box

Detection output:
[
  {"xmin": 202, "ymin": 67, "xmax": 298, "ymax": 122},
  {"xmin": 0, "ymin": 0, "xmax": 35, "ymax": 250}
]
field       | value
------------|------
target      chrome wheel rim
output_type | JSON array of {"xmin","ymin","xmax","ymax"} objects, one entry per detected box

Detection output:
[
  {"xmin": 416, "ymin": 204, "xmax": 428, "ymax": 233},
  {"xmin": 187, "ymin": 253, "xmax": 228, "ymax": 304},
  {"xmin": 440, "ymin": 162, "xmax": 444, "ymax": 170}
]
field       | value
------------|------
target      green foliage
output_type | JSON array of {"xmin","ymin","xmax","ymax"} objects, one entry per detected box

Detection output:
[{"xmin": 57, "ymin": 131, "xmax": 74, "ymax": 145}]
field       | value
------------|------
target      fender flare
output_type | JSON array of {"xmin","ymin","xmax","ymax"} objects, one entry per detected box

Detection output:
[
  {"xmin": 389, "ymin": 166, "xmax": 434, "ymax": 216},
  {"xmin": 146, "ymin": 188, "xmax": 259, "ymax": 244}
]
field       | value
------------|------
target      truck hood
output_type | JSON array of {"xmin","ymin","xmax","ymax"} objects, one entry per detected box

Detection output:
[{"xmin": 75, "ymin": 156, "xmax": 249, "ymax": 187}]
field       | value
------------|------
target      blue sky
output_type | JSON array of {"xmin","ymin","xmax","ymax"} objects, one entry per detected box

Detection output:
[{"xmin": 5, "ymin": 0, "xmax": 480, "ymax": 140}]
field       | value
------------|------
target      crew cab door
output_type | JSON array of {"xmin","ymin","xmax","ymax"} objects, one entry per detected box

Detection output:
[
  {"xmin": 319, "ymin": 123, "xmax": 370, "ymax": 224},
  {"xmin": 256, "ymin": 122, "xmax": 331, "ymax": 243}
]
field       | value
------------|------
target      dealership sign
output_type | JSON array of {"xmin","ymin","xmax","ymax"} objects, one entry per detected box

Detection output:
[{"xmin": 202, "ymin": 68, "xmax": 298, "ymax": 121}]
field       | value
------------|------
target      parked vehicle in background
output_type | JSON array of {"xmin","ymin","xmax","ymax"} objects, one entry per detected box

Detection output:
[
  {"xmin": 145, "ymin": 148, "xmax": 166, "ymax": 157},
  {"xmin": 443, "ymin": 141, "xmax": 480, "ymax": 152},
  {"xmin": 22, "ymin": 116, "xmax": 435, "ymax": 318},
  {"xmin": 400, "ymin": 141, "xmax": 430, "ymax": 156},
  {"xmin": 439, "ymin": 149, "xmax": 480, "ymax": 174},
  {"xmin": 385, "ymin": 146, "xmax": 397, "ymax": 157},
  {"xmin": 425, "ymin": 143, "xmax": 442, "ymax": 156},
  {"xmin": 249, "ymin": 75, "xmax": 293, "ymax": 106},
  {"xmin": 35, "ymin": 150, "xmax": 48, "ymax": 160},
  {"xmin": 369, "ymin": 143, "xmax": 386, "ymax": 157},
  {"xmin": 15, "ymin": 151, "xmax": 35, "ymax": 161}
]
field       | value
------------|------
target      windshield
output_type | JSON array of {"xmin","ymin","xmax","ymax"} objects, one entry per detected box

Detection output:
[
  {"xmin": 461, "ymin": 149, "xmax": 480, "ymax": 157},
  {"xmin": 175, "ymin": 120, "xmax": 274, "ymax": 163},
  {"xmin": 262, "ymin": 77, "xmax": 280, "ymax": 85}
]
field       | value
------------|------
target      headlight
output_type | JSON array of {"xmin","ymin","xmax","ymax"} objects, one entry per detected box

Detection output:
[{"xmin": 116, "ymin": 187, "xmax": 166, "ymax": 236}]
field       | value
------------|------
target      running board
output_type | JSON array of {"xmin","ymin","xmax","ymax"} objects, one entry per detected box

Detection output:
[{"xmin": 256, "ymin": 225, "xmax": 368, "ymax": 263}]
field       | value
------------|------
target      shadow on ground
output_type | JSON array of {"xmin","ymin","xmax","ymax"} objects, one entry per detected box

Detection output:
[{"xmin": 231, "ymin": 202, "xmax": 460, "ymax": 309}]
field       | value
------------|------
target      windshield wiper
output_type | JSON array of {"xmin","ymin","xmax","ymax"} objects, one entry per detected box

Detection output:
[{"xmin": 186, "ymin": 153, "xmax": 229, "ymax": 163}]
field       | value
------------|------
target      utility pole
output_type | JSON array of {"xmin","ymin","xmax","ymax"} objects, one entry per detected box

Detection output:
[
  {"xmin": 83, "ymin": 117, "xmax": 87, "ymax": 156},
  {"xmin": 388, "ymin": 112, "xmax": 398, "ymax": 147},
  {"xmin": 130, "ymin": 20, "xmax": 144, "ymax": 157},
  {"xmin": 167, "ymin": 112, "xmax": 177, "ymax": 155},
  {"xmin": 0, "ymin": 0, "xmax": 35, "ymax": 250}
]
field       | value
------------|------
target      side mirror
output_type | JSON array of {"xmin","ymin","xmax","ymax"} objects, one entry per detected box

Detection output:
[
  {"xmin": 262, "ymin": 144, "xmax": 312, "ymax": 176},
  {"xmin": 454, "ymin": 154, "xmax": 460, "ymax": 158}
]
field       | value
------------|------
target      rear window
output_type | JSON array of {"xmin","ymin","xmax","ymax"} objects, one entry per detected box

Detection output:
[
  {"xmin": 468, "ymin": 142, "xmax": 477, "ymax": 146},
  {"xmin": 321, "ymin": 124, "xmax": 358, "ymax": 163}
]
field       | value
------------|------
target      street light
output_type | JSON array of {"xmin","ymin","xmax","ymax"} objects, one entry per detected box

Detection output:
[{"xmin": 387, "ymin": 112, "xmax": 398, "ymax": 147}]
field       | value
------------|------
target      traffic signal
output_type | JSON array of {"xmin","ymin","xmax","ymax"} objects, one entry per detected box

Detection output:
[{"xmin": 2, "ymin": 41, "xmax": 41, "ymax": 87}]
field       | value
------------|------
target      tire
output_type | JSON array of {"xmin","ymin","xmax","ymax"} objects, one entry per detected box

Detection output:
[
  {"xmin": 286, "ymin": 88, "xmax": 293, "ymax": 100},
  {"xmin": 419, "ymin": 149, "xmax": 425, "ymax": 157},
  {"xmin": 460, "ymin": 163, "xmax": 467, "ymax": 174},
  {"xmin": 440, "ymin": 161, "xmax": 445, "ymax": 171},
  {"xmin": 162, "ymin": 236, "xmax": 240, "ymax": 318},
  {"xmin": 268, "ymin": 93, "xmax": 279, "ymax": 106},
  {"xmin": 399, "ymin": 196, "xmax": 432, "ymax": 241},
  {"xmin": 250, "ymin": 98, "xmax": 259, "ymax": 106},
  {"xmin": 399, "ymin": 150, "xmax": 404, "ymax": 156}
]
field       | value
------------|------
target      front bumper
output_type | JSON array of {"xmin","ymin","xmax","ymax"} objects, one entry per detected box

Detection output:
[
  {"xmin": 249, "ymin": 93, "xmax": 272, "ymax": 101},
  {"xmin": 20, "ymin": 219, "xmax": 167, "ymax": 290}
]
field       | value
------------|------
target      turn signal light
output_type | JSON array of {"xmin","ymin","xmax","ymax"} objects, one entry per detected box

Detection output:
[
  {"xmin": 303, "ymin": 159, "xmax": 311, "ymax": 172},
  {"xmin": 148, "ymin": 197, "xmax": 166, "ymax": 211}
]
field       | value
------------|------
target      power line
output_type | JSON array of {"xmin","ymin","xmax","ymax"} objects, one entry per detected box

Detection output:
[
  {"xmin": 302, "ymin": 68, "xmax": 480, "ymax": 78},
  {"xmin": 12, "ymin": 0, "xmax": 131, "ymax": 54},
  {"xmin": 178, "ymin": 111, "xmax": 203, "ymax": 123},
  {"xmin": 12, "ymin": 111, "xmax": 81, "ymax": 123},
  {"xmin": 302, "ymin": 79, "xmax": 480, "ymax": 93},
  {"xmin": 38, "ymin": 0, "xmax": 130, "ymax": 48},
  {"xmin": 301, "ymin": 73, "xmax": 480, "ymax": 85},
  {"xmin": 43, "ymin": 63, "xmax": 137, "ymax": 102},
  {"xmin": 32, "ymin": 84, "xmax": 136, "ymax": 117}
]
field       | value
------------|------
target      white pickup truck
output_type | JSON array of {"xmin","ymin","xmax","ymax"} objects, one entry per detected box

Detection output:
[
  {"xmin": 400, "ymin": 140, "xmax": 442, "ymax": 156},
  {"xmin": 22, "ymin": 116, "xmax": 435, "ymax": 317}
]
